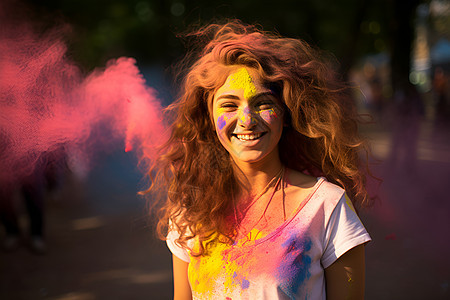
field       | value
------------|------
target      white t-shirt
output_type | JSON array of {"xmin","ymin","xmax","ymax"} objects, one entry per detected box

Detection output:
[{"xmin": 167, "ymin": 178, "xmax": 371, "ymax": 299}]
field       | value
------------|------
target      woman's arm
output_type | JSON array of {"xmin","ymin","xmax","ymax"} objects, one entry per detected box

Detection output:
[
  {"xmin": 325, "ymin": 244, "xmax": 366, "ymax": 300},
  {"xmin": 172, "ymin": 254, "xmax": 192, "ymax": 300}
]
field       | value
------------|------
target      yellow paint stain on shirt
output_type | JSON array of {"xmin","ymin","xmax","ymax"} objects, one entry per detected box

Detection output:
[
  {"xmin": 345, "ymin": 193, "xmax": 356, "ymax": 214},
  {"xmin": 188, "ymin": 228, "xmax": 268, "ymax": 297},
  {"xmin": 188, "ymin": 238, "xmax": 230, "ymax": 296},
  {"xmin": 229, "ymin": 68, "xmax": 257, "ymax": 99}
]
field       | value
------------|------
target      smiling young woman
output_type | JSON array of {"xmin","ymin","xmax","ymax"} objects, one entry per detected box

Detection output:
[
  {"xmin": 212, "ymin": 67, "xmax": 284, "ymax": 168},
  {"xmin": 148, "ymin": 20, "xmax": 372, "ymax": 300}
]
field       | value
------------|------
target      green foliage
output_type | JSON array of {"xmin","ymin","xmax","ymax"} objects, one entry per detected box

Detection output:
[{"xmin": 27, "ymin": 0, "xmax": 421, "ymax": 74}]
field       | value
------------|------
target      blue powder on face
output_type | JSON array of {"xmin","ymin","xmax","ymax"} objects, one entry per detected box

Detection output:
[{"xmin": 217, "ymin": 115, "xmax": 226, "ymax": 130}]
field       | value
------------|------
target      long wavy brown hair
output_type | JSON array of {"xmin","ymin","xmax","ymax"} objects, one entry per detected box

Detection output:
[{"xmin": 148, "ymin": 20, "xmax": 372, "ymax": 256}]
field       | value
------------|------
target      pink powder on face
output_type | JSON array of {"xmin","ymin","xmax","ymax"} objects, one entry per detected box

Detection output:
[
  {"xmin": 216, "ymin": 111, "xmax": 235, "ymax": 132},
  {"xmin": 258, "ymin": 108, "xmax": 278, "ymax": 123},
  {"xmin": 238, "ymin": 106, "xmax": 258, "ymax": 127},
  {"xmin": 0, "ymin": 5, "xmax": 166, "ymax": 184}
]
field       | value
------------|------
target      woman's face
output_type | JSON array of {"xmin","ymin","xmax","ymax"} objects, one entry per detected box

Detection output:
[{"xmin": 212, "ymin": 67, "xmax": 284, "ymax": 166}]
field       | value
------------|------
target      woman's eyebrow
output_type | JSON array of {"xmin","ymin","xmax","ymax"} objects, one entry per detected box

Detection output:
[
  {"xmin": 216, "ymin": 92, "xmax": 275, "ymax": 102},
  {"xmin": 248, "ymin": 92, "xmax": 276, "ymax": 102},
  {"xmin": 215, "ymin": 94, "xmax": 240, "ymax": 101}
]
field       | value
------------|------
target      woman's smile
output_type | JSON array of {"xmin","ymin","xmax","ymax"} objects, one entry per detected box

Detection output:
[{"xmin": 233, "ymin": 132, "xmax": 266, "ymax": 142}]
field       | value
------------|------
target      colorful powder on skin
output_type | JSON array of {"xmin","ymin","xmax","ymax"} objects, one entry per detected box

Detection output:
[
  {"xmin": 215, "ymin": 107, "xmax": 236, "ymax": 132},
  {"xmin": 0, "ymin": 6, "xmax": 166, "ymax": 184},
  {"xmin": 258, "ymin": 108, "xmax": 278, "ymax": 122},
  {"xmin": 217, "ymin": 115, "xmax": 227, "ymax": 131},
  {"xmin": 238, "ymin": 106, "xmax": 258, "ymax": 127},
  {"xmin": 214, "ymin": 68, "xmax": 280, "ymax": 135},
  {"xmin": 228, "ymin": 68, "xmax": 257, "ymax": 99},
  {"xmin": 216, "ymin": 104, "xmax": 278, "ymax": 140},
  {"xmin": 241, "ymin": 228, "xmax": 267, "ymax": 246}
]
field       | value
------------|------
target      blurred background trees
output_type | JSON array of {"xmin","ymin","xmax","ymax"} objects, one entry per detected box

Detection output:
[{"xmin": 24, "ymin": 0, "xmax": 449, "ymax": 110}]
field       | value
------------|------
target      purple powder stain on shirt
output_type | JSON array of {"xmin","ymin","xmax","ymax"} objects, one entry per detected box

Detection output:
[
  {"xmin": 217, "ymin": 115, "xmax": 226, "ymax": 130},
  {"xmin": 241, "ymin": 278, "xmax": 250, "ymax": 289},
  {"xmin": 233, "ymin": 271, "xmax": 250, "ymax": 290},
  {"xmin": 276, "ymin": 236, "xmax": 312, "ymax": 298}
]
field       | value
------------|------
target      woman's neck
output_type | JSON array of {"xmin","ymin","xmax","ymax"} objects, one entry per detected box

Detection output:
[{"xmin": 232, "ymin": 156, "xmax": 284, "ymax": 196}]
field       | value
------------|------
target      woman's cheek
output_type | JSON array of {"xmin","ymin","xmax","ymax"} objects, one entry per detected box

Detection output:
[
  {"xmin": 216, "ymin": 112, "xmax": 235, "ymax": 132},
  {"xmin": 259, "ymin": 108, "xmax": 278, "ymax": 123},
  {"xmin": 217, "ymin": 114, "xmax": 227, "ymax": 130}
]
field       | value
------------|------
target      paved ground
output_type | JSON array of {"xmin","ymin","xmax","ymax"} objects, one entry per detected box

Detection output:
[
  {"xmin": 1, "ymin": 114, "xmax": 449, "ymax": 300},
  {"xmin": 0, "ymin": 152, "xmax": 173, "ymax": 300},
  {"xmin": 361, "ymin": 117, "xmax": 450, "ymax": 300}
]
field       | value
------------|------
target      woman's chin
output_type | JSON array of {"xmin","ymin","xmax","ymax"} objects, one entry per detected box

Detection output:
[{"xmin": 230, "ymin": 149, "xmax": 277, "ymax": 166}]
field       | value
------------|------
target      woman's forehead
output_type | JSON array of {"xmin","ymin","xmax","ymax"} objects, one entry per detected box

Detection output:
[
  {"xmin": 215, "ymin": 67, "xmax": 270, "ymax": 99},
  {"xmin": 227, "ymin": 68, "xmax": 257, "ymax": 99}
]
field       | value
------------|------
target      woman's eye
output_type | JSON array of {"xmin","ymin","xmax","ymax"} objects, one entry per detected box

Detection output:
[
  {"xmin": 220, "ymin": 103, "xmax": 238, "ymax": 110},
  {"xmin": 256, "ymin": 102, "xmax": 274, "ymax": 110}
]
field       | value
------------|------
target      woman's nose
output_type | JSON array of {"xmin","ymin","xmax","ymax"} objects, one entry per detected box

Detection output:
[{"xmin": 238, "ymin": 106, "xmax": 257, "ymax": 128}]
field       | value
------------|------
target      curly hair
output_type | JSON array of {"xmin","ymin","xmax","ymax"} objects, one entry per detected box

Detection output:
[{"xmin": 148, "ymin": 20, "xmax": 372, "ymax": 256}]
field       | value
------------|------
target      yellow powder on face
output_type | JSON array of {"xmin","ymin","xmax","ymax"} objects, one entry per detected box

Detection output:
[{"xmin": 229, "ymin": 68, "xmax": 257, "ymax": 99}]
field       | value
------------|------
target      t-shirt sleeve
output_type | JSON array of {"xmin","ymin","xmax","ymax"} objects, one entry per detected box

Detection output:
[
  {"xmin": 166, "ymin": 228, "xmax": 191, "ymax": 263},
  {"xmin": 321, "ymin": 193, "xmax": 371, "ymax": 269}
]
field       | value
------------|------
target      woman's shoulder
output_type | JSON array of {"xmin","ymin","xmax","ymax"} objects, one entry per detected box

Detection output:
[
  {"xmin": 285, "ymin": 168, "xmax": 317, "ymax": 189},
  {"xmin": 284, "ymin": 169, "xmax": 345, "ymax": 214},
  {"xmin": 283, "ymin": 169, "xmax": 319, "ymax": 218},
  {"xmin": 286, "ymin": 169, "xmax": 345, "ymax": 194}
]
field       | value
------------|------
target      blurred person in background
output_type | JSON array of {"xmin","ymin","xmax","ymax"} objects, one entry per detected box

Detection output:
[
  {"xmin": 389, "ymin": 80, "xmax": 424, "ymax": 173},
  {"xmin": 0, "ymin": 146, "xmax": 67, "ymax": 254},
  {"xmin": 433, "ymin": 66, "xmax": 448, "ymax": 123}
]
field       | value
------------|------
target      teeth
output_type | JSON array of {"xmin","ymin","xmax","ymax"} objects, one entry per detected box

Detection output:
[{"xmin": 236, "ymin": 133, "xmax": 262, "ymax": 141}]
